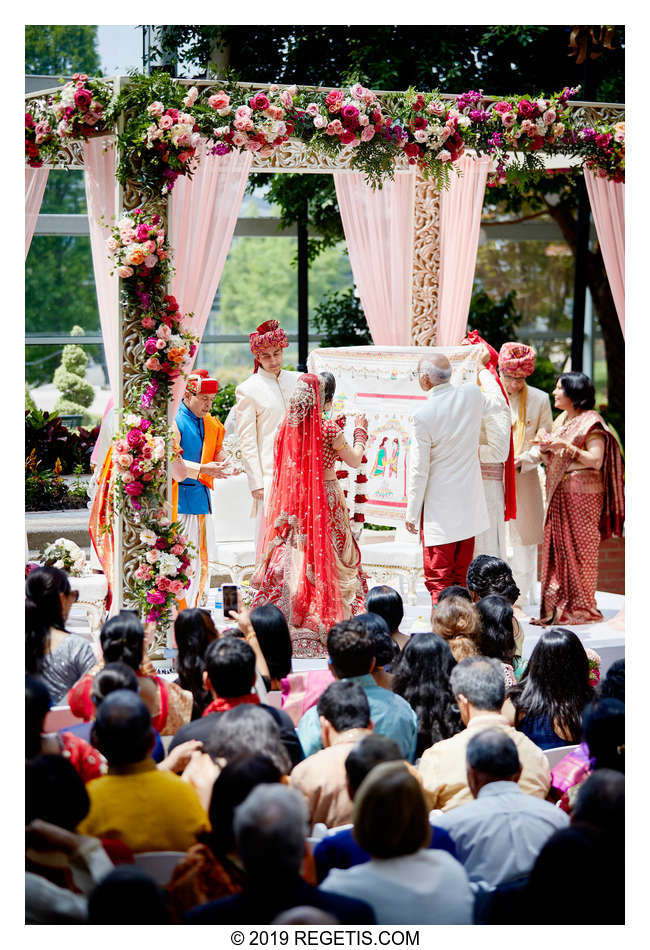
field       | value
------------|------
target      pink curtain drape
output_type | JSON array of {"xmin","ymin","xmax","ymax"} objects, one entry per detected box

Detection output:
[
  {"xmin": 25, "ymin": 166, "xmax": 49, "ymax": 259},
  {"xmin": 83, "ymin": 137, "xmax": 119, "ymax": 397},
  {"xmin": 585, "ymin": 171, "xmax": 625, "ymax": 337},
  {"xmin": 170, "ymin": 143, "xmax": 253, "ymax": 414},
  {"xmin": 334, "ymin": 170, "xmax": 416, "ymax": 345},
  {"xmin": 436, "ymin": 154, "xmax": 491, "ymax": 346}
]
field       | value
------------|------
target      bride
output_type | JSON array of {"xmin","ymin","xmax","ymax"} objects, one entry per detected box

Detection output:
[{"xmin": 250, "ymin": 372, "xmax": 369, "ymax": 657}]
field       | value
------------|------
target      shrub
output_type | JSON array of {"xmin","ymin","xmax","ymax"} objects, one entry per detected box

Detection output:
[
  {"xmin": 313, "ymin": 288, "xmax": 372, "ymax": 348},
  {"xmin": 211, "ymin": 382, "xmax": 237, "ymax": 424}
]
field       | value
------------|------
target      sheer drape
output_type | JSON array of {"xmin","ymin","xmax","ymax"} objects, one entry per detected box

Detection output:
[
  {"xmin": 585, "ymin": 172, "xmax": 625, "ymax": 337},
  {"xmin": 436, "ymin": 154, "xmax": 491, "ymax": 346},
  {"xmin": 83, "ymin": 137, "xmax": 119, "ymax": 396},
  {"xmin": 334, "ymin": 170, "xmax": 416, "ymax": 345},
  {"xmin": 169, "ymin": 144, "xmax": 253, "ymax": 413},
  {"xmin": 25, "ymin": 166, "xmax": 49, "ymax": 259}
]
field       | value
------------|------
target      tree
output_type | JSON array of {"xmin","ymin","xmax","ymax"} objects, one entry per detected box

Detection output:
[
  {"xmin": 25, "ymin": 25, "xmax": 100, "ymax": 76},
  {"xmin": 53, "ymin": 327, "xmax": 96, "ymax": 425}
]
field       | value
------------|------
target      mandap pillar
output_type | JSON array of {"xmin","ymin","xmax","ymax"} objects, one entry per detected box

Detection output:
[{"xmin": 410, "ymin": 167, "xmax": 441, "ymax": 346}]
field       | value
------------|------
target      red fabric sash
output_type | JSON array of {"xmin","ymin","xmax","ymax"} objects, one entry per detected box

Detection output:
[
  {"xmin": 88, "ymin": 445, "xmax": 114, "ymax": 609},
  {"xmin": 202, "ymin": 693, "xmax": 261, "ymax": 716},
  {"xmin": 462, "ymin": 330, "xmax": 517, "ymax": 521}
]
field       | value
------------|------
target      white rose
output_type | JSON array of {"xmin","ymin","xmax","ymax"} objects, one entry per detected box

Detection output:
[
  {"xmin": 414, "ymin": 129, "xmax": 429, "ymax": 143},
  {"xmin": 125, "ymin": 413, "xmax": 141, "ymax": 427},
  {"xmin": 457, "ymin": 115, "xmax": 471, "ymax": 128}
]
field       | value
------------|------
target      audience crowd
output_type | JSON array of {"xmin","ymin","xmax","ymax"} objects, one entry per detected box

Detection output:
[{"xmin": 25, "ymin": 561, "xmax": 625, "ymax": 925}]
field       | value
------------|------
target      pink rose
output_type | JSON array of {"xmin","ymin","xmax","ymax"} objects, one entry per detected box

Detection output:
[
  {"xmin": 313, "ymin": 115, "xmax": 327, "ymax": 129},
  {"xmin": 146, "ymin": 549, "xmax": 160, "ymax": 564},
  {"xmin": 125, "ymin": 481, "xmax": 144, "ymax": 496},
  {"xmin": 327, "ymin": 120, "xmax": 343, "ymax": 135},
  {"xmin": 414, "ymin": 129, "xmax": 428, "ymax": 143},
  {"xmin": 543, "ymin": 109, "xmax": 557, "ymax": 125},
  {"xmin": 157, "ymin": 576, "xmax": 172, "ymax": 592},
  {"xmin": 141, "ymin": 316, "xmax": 156, "ymax": 329},
  {"xmin": 360, "ymin": 126, "xmax": 375, "ymax": 142},
  {"xmin": 493, "ymin": 100, "xmax": 513, "ymax": 115},
  {"xmin": 171, "ymin": 543, "xmax": 185, "ymax": 555},
  {"xmin": 169, "ymin": 580, "xmax": 184, "ymax": 595},
  {"xmin": 438, "ymin": 149, "xmax": 452, "ymax": 163},
  {"xmin": 501, "ymin": 113, "xmax": 515, "ymax": 128},
  {"xmin": 358, "ymin": 114, "xmax": 369, "ymax": 127},
  {"xmin": 135, "ymin": 564, "xmax": 152, "ymax": 580},
  {"xmin": 250, "ymin": 93, "xmax": 270, "ymax": 111},
  {"xmin": 245, "ymin": 140, "xmax": 262, "ymax": 151},
  {"xmin": 258, "ymin": 146, "xmax": 274, "ymax": 158},
  {"xmin": 208, "ymin": 92, "xmax": 230, "ymax": 110},
  {"xmin": 142, "ymin": 445, "xmax": 153, "ymax": 459},
  {"xmin": 121, "ymin": 471, "xmax": 134, "ymax": 484},
  {"xmin": 146, "ymin": 589, "xmax": 167, "ymax": 605},
  {"xmin": 233, "ymin": 117, "xmax": 253, "ymax": 132},
  {"xmin": 117, "ymin": 265, "xmax": 134, "ymax": 278},
  {"xmin": 279, "ymin": 90, "xmax": 293, "ymax": 109},
  {"xmin": 183, "ymin": 86, "xmax": 198, "ymax": 107},
  {"xmin": 147, "ymin": 101, "xmax": 164, "ymax": 116},
  {"xmin": 232, "ymin": 131, "xmax": 248, "ymax": 147},
  {"xmin": 341, "ymin": 104, "xmax": 359, "ymax": 120},
  {"xmin": 116, "ymin": 452, "xmax": 134, "ymax": 469},
  {"xmin": 517, "ymin": 100, "xmax": 535, "ymax": 118},
  {"xmin": 156, "ymin": 324, "xmax": 172, "ymax": 340},
  {"xmin": 306, "ymin": 103, "xmax": 320, "ymax": 117},
  {"xmin": 74, "ymin": 88, "xmax": 92, "ymax": 111},
  {"xmin": 155, "ymin": 339, "xmax": 166, "ymax": 350},
  {"xmin": 267, "ymin": 105, "xmax": 284, "ymax": 120},
  {"xmin": 126, "ymin": 428, "xmax": 144, "ymax": 448},
  {"xmin": 426, "ymin": 100, "xmax": 445, "ymax": 116},
  {"xmin": 136, "ymin": 223, "xmax": 151, "ymax": 241},
  {"xmin": 144, "ymin": 254, "xmax": 158, "ymax": 268},
  {"xmin": 520, "ymin": 119, "xmax": 536, "ymax": 135},
  {"xmin": 144, "ymin": 339, "xmax": 159, "ymax": 355},
  {"xmin": 235, "ymin": 105, "xmax": 252, "ymax": 120},
  {"xmin": 159, "ymin": 115, "xmax": 174, "ymax": 130},
  {"xmin": 351, "ymin": 83, "xmax": 367, "ymax": 100}
]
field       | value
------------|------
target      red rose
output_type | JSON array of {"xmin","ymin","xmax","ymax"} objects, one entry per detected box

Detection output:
[
  {"xmin": 342, "ymin": 114, "xmax": 359, "ymax": 130},
  {"xmin": 413, "ymin": 116, "xmax": 427, "ymax": 130},
  {"xmin": 413, "ymin": 94, "xmax": 426, "ymax": 112},
  {"xmin": 124, "ymin": 481, "xmax": 144, "ymax": 496},
  {"xmin": 595, "ymin": 133, "xmax": 613, "ymax": 148},
  {"xmin": 517, "ymin": 100, "xmax": 535, "ymax": 118},
  {"xmin": 339, "ymin": 129, "xmax": 357, "ymax": 145},
  {"xmin": 404, "ymin": 142, "xmax": 420, "ymax": 158}
]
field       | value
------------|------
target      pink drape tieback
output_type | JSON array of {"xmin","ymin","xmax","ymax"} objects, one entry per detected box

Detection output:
[
  {"xmin": 436, "ymin": 153, "xmax": 491, "ymax": 346},
  {"xmin": 25, "ymin": 166, "xmax": 50, "ymax": 260},
  {"xmin": 170, "ymin": 143, "xmax": 253, "ymax": 415},
  {"xmin": 585, "ymin": 172, "xmax": 625, "ymax": 338},
  {"xmin": 334, "ymin": 170, "xmax": 416, "ymax": 346}
]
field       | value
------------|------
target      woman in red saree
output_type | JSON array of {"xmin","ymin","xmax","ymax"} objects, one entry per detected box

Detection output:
[
  {"xmin": 250, "ymin": 373, "xmax": 369, "ymax": 657},
  {"xmin": 533, "ymin": 372, "xmax": 624, "ymax": 625}
]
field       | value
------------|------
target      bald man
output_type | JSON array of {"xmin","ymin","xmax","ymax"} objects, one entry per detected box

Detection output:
[{"xmin": 405, "ymin": 349, "xmax": 506, "ymax": 603}]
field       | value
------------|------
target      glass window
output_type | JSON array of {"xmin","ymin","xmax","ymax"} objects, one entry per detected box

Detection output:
[
  {"xmin": 26, "ymin": 235, "xmax": 100, "ymax": 343},
  {"xmin": 39, "ymin": 169, "xmax": 88, "ymax": 214},
  {"xmin": 25, "ymin": 343, "xmax": 108, "ymax": 427}
]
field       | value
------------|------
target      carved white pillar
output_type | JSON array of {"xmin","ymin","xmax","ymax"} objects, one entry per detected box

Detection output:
[{"xmin": 410, "ymin": 167, "xmax": 441, "ymax": 346}]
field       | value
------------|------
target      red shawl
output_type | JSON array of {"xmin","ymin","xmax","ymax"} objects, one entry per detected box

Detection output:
[{"xmin": 461, "ymin": 330, "xmax": 517, "ymax": 521}]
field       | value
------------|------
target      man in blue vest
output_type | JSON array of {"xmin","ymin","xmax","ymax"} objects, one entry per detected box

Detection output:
[{"xmin": 171, "ymin": 371, "xmax": 231, "ymax": 608}]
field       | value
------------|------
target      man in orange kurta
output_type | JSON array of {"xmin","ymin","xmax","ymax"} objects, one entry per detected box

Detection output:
[{"xmin": 171, "ymin": 371, "xmax": 230, "ymax": 609}]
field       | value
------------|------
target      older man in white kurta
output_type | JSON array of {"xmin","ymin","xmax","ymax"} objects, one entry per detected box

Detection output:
[
  {"xmin": 498, "ymin": 343, "xmax": 553, "ymax": 605},
  {"xmin": 235, "ymin": 320, "xmax": 300, "ymax": 553},
  {"xmin": 474, "ymin": 378, "xmax": 512, "ymax": 560},
  {"xmin": 405, "ymin": 350, "xmax": 505, "ymax": 604}
]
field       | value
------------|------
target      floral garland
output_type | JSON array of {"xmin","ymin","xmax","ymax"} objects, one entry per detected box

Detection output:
[
  {"xmin": 39, "ymin": 537, "xmax": 86, "ymax": 576},
  {"xmin": 135, "ymin": 515, "xmax": 195, "ymax": 624},
  {"xmin": 25, "ymin": 74, "xmax": 113, "ymax": 167}
]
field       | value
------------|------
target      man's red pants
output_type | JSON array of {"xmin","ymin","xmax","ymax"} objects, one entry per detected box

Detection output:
[{"xmin": 421, "ymin": 525, "xmax": 475, "ymax": 605}]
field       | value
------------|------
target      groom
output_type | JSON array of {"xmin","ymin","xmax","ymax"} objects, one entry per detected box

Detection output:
[{"xmin": 235, "ymin": 320, "xmax": 300, "ymax": 552}]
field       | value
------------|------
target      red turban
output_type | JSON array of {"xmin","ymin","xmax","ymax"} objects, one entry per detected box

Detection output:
[
  {"xmin": 186, "ymin": 369, "xmax": 219, "ymax": 396},
  {"xmin": 498, "ymin": 342, "xmax": 536, "ymax": 378},
  {"xmin": 249, "ymin": 320, "xmax": 289, "ymax": 372}
]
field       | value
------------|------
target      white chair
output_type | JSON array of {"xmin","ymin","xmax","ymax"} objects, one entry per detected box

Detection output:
[
  {"xmin": 359, "ymin": 523, "xmax": 423, "ymax": 605},
  {"xmin": 43, "ymin": 705, "xmax": 84, "ymax": 732},
  {"xmin": 133, "ymin": 851, "xmax": 187, "ymax": 886},
  {"xmin": 69, "ymin": 573, "xmax": 108, "ymax": 642},
  {"xmin": 544, "ymin": 744, "xmax": 579, "ymax": 770},
  {"xmin": 209, "ymin": 473, "xmax": 257, "ymax": 586}
]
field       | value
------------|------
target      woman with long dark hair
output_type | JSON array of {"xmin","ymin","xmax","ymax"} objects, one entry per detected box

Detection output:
[
  {"xmin": 249, "ymin": 603, "xmax": 293, "ymax": 690},
  {"xmin": 533, "ymin": 372, "xmax": 624, "ymax": 625},
  {"xmin": 466, "ymin": 555, "xmax": 525, "ymax": 671},
  {"xmin": 25, "ymin": 566, "xmax": 95, "ymax": 704},
  {"xmin": 392, "ymin": 633, "xmax": 462, "ymax": 759},
  {"xmin": 507, "ymin": 627, "xmax": 594, "ymax": 750},
  {"xmin": 475, "ymin": 594, "xmax": 517, "ymax": 686},
  {"xmin": 67, "ymin": 612, "xmax": 193, "ymax": 735},
  {"xmin": 174, "ymin": 608, "xmax": 218, "ymax": 718}
]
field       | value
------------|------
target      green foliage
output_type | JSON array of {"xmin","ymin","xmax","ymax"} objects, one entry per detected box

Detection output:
[
  {"xmin": 211, "ymin": 383, "xmax": 236, "ymax": 423},
  {"xmin": 25, "ymin": 25, "xmax": 100, "ymax": 76},
  {"xmin": 25, "ymin": 409, "xmax": 99, "ymax": 473},
  {"xmin": 312, "ymin": 289, "xmax": 372, "ymax": 348},
  {"xmin": 61, "ymin": 342, "xmax": 88, "ymax": 376},
  {"xmin": 52, "ymin": 329, "xmax": 96, "ymax": 420},
  {"xmin": 527, "ymin": 355, "xmax": 560, "ymax": 401},
  {"xmin": 25, "ymin": 470, "xmax": 88, "ymax": 511},
  {"xmin": 25, "ymin": 385, "xmax": 37, "ymax": 415},
  {"xmin": 467, "ymin": 289, "xmax": 523, "ymax": 353}
]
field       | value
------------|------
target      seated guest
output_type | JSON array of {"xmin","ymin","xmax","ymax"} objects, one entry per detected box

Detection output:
[
  {"xmin": 435, "ymin": 729, "xmax": 569, "ymax": 889},
  {"xmin": 181, "ymin": 705, "xmax": 293, "ymax": 811},
  {"xmin": 366, "ymin": 585, "xmax": 408, "ymax": 651},
  {"xmin": 466, "ymin": 554, "xmax": 525, "ymax": 669},
  {"xmin": 355, "ymin": 612, "xmax": 399, "ymax": 689},
  {"xmin": 185, "ymin": 785, "xmax": 376, "ymax": 924},
  {"xmin": 26, "ymin": 817, "xmax": 116, "ymax": 924},
  {"xmin": 296, "ymin": 619, "xmax": 418, "ymax": 762},
  {"xmin": 249, "ymin": 603, "xmax": 293, "ymax": 691},
  {"xmin": 432, "ymin": 595, "xmax": 482, "ymax": 662},
  {"xmin": 78, "ymin": 690, "xmax": 209, "ymax": 852},
  {"xmin": 62, "ymin": 663, "xmax": 165, "ymax": 764},
  {"xmin": 26, "ymin": 676, "xmax": 107, "ymax": 783},
  {"xmin": 88, "ymin": 866, "xmax": 171, "ymax": 924},
  {"xmin": 475, "ymin": 594, "xmax": 518, "ymax": 686},
  {"xmin": 290, "ymin": 681, "xmax": 373, "ymax": 829},
  {"xmin": 174, "ymin": 608, "xmax": 218, "ymax": 719},
  {"xmin": 314, "ymin": 734, "xmax": 456, "ymax": 884},
  {"xmin": 26, "ymin": 566, "xmax": 96, "ymax": 704},
  {"xmin": 168, "ymin": 637, "xmax": 303, "ymax": 767},
  {"xmin": 320, "ymin": 762, "xmax": 473, "ymax": 924},
  {"xmin": 516, "ymin": 770, "xmax": 624, "ymax": 924},
  {"xmin": 166, "ymin": 753, "xmax": 281, "ymax": 921},
  {"xmin": 599, "ymin": 658, "xmax": 624, "ymax": 702},
  {"xmin": 391, "ymin": 633, "xmax": 463, "ymax": 760},
  {"xmin": 555, "ymin": 697, "xmax": 625, "ymax": 813},
  {"xmin": 506, "ymin": 627, "xmax": 594, "ymax": 750},
  {"xmin": 68, "ymin": 612, "xmax": 193, "ymax": 735},
  {"xmin": 437, "ymin": 585, "xmax": 473, "ymax": 603},
  {"xmin": 419, "ymin": 656, "xmax": 550, "ymax": 811}
]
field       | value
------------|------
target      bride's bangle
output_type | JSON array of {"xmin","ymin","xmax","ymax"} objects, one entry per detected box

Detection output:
[{"xmin": 353, "ymin": 427, "xmax": 368, "ymax": 445}]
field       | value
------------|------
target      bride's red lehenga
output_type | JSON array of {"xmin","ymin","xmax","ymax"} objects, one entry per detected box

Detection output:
[{"xmin": 250, "ymin": 374, "xmax": 367, "ymax": 657}]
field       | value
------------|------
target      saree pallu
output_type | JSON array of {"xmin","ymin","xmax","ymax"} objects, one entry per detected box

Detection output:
[{"xmin": 539, "ymin": 411, "xmax": 624, "ymax": 625}]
